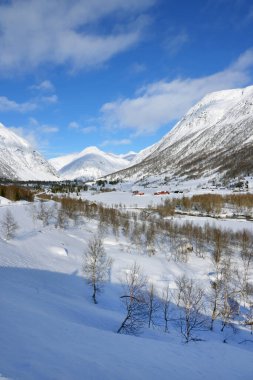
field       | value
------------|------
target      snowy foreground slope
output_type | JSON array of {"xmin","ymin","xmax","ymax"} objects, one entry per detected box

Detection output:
[
  {"xmin": 0, "ymin": 123, "xmax": 58, "ymax": 181},
  {"xmin": 49, "ymin": 146, "xmax": 132, "ymax": 181},
  {"xmin": 0, "ymin": 194, "xmax": 253, "ymax": 380},
  {"xmin": 108, "ymin": 85, "xmax": 253, "ymax": 183}
]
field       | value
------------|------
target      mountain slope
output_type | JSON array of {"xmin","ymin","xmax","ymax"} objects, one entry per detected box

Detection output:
[
  {"xmin": 0, "ymin": 123, "xmax": 58, "ymax": 181},
  {"xmin": 50, "ymin": 146, "xmax": 131, "ymax": 181},
  {"xmin": 1, "ymin": 198, "xmax": 253, "ymax": 380},
  {"xmin": 107, "ymin": 85, "xmax": 253, "ymax": 183}
]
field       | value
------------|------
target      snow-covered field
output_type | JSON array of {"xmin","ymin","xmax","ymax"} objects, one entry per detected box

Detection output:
[
  {"xmin": 0, "ymin": 195, "xmax": 253, "ymax": 380},
  {"xmin": 171, "ymin": 214, "xmax": 253, "ymax": 234}
]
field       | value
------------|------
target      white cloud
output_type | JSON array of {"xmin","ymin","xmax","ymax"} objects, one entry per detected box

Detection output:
[
  {"xmin": 9, "ymin": 126, "xmax": 39, "ymax": 148},
  {"xmin": 0, "ymin": 96, "xmax": 37, "ymax": 112},
  {"xmin": 29, "ymin": 117, "xmax": 39, "ymax": 126},
  {"xmin": 28, "ymin": 117, "xmax": 59, "ymax": 133},
  {"xmin": 101, "ymin": 49, "xmax": 253, "ymax": 135},
  {"xmin": 81, "ymin": 126, "xmax": 97, "ymax": 134},
  {"xmin": 68, "ymin": 122, "xmax": 97, "ymax": 134},
  {"xmin": 68, "ymin": 121, "xmax": 80, "ymax": 129},
  {"xmin": 30, "ymin": 80, "xmax": 58, "ymax": 104},
  {"xmin": 31, "ymin": 80, "xmax": 55, "ymax": 92},
  {"xmin": 245, "ymin": 5, "xmax": 253, "ymax": 21},
  {"xmin": 41, "ymin": 94, "xmax": 58, "ymax": 104},
  {"xmin": 0, "ymin": 0, "xmax": 155, "ymax": 74},
  {"xmin": 164, "ymin": 31, "xmax": 189, "ymax": 55},
  {"xmin": 100, "ymin": 138, "xmax": 131, "ymax": 147},
  {"xmin": 7, "ymin": 118, "xmax": 59, "ymax": 155},
  {"xmin": 130, "ymin": 62, "xmax": 146, "ymax": 74},
  {"xmin": 40, "ymin": 125, "xmax": 59, "ymax": 133},
  {"xmin": 0, "ymin": 92, "xmax": 58, "ymax": 112}
]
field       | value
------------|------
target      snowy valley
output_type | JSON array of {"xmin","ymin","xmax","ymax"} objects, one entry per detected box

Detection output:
[
  {"xmin": 0, "ymin": 84, "xmax": 253, "ymax": 380},
  {"xmin": 0, "ymin": 183, "xmax": 253, "ymax": 379}
]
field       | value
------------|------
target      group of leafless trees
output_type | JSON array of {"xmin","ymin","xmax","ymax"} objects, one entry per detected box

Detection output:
[
  {"xmin": 82, "ymin": 233, "xmax": 253, "ymax": 342},
  {"xmin": 156, "ymin": 193, "xmax": 253, "ymax": 217},
  {"xmin": 0, "ymin": 184, "xmax": 34, "ymax": 202},
  {"xmin": 20, "ymin": 194, "xmax": 253, "ymax": 340}
]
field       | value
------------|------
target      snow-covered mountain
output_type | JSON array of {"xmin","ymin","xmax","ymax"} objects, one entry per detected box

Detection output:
[
  {"xmin": 119, "ymin": 151, "xmax": 137, "ymax": 162},
  {"xmin": 107, "ymin": 85, "xmax": 253, "ymax": 183},
  {"xmin": 0, "ymin": 123, "xmax": 58, "ymax": 181},
  {"xmin": 50, "ymin": 146, "xmax": 132, "ymax": 181}
]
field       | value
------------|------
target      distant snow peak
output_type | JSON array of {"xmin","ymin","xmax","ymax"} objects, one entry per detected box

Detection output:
[
  {"xmin": 0, "ymin": 122, "xmax": 58, "ymax": 181},
  {"xmin": 50, "ymin": 146, "xmax": 134, "ymax": 181},
  {"xmin": 80, "ymin": 146, "xmax": 103, "ymax": 155}
]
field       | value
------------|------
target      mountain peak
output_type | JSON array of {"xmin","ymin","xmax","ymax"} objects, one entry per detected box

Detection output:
[
  {"xmin": 80, "ymin": 146, "xmax": 103, "ymax": 155},
  {"xmin": 50, "ymin": 146, "xmax": 132, "ymax": 181}
]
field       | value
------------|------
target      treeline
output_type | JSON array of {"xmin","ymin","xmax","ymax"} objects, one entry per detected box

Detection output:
[
  {"xmin": 156, "ymin": 193, "xmax": 253, "ymax": 217},
  {"xmin": 51, "ymin": 183, "xmax": 88, "ymax": 194},
  {"xmin": 39, "ymin": 193, "xmax": 252, "ymax": 263},
  {"xmin": 0, "ymin": 185, "xmax": 34, "ymax": 202}
]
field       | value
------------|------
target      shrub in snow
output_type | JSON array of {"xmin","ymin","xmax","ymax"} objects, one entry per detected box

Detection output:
[
  {"xmin": 83, "ymin": 235, "xmax": 112, "ymax": 304},
  {"xmin": 117, "ymin": 263, "xmax": 148, "ymax": 335},
  {"xmin": 176, "ymin": 275, "xmax": 207, "ymax": 342},
  {"xmin": 1, "ymin": 209, "xmax": 19, "ymax": 240}
]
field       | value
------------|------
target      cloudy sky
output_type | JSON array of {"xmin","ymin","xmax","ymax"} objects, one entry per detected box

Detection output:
[{"xmin": 0, "ymin": 0, "xmax": 253, "ymax": 158}]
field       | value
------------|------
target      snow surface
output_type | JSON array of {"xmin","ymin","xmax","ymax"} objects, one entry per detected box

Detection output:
[
  {"xmin": 0, "ymin": 196, "xmax": 12, "ymax": 206},
  {"xmin": 0, "ymin": 196, "xmax": 253, "ymax": 379},
  {"xmin": 0, "ymin": 123, "xmax": 58, "ymax": 181}
]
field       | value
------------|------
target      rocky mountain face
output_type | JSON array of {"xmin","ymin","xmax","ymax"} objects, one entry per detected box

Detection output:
[
  {"xmin": 106, "ymin": 85, "xmax": 253, "ymax": 183},
  {"xmin": 0, "ymin": 123, "xmax": 58, "ymax": 181}
]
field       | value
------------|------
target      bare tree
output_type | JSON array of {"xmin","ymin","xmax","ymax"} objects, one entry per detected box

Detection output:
[
  {"xmin": 209, "ymin": 279, "xmax": 223, "ymax": 331},
  {"xmin": 117, "ymin": 263, "xmax": 147, "ymax": 335},
  {"xmin": 212, "ymin": 228, "xmax": 228, "ymax": 264},
  {"xmin": 162, "ymin": 285, "xmax": 171, "ymax": 333},
  {"xmin": 245, "ymin": 304, "xmax": 253, "ymax": 334},
  {"xmin": 83, "ymin": 235, "xmax": 112, "ymax": 304},
  {"xmin": 209, "ymin": 258, "xmax": 224, "ymax": 331},
  {"xmin": 1, "ymin": 209, "xmax": 19, "ymax": 240},
  {"xmin": 26, "ymin": 203, "xmax": 38, "ymax": 228},
  {"xmin": 145, "ymin": 222, "xmax": 156, "ymax": 257},
  {"xmin": 238, "ymin": 230, "xmax": 253, "ymax": 304},
  {"xmin": 176, "ymin": 275, "xmax": 206, "ymax": 342},
  {"xmin": 219, "ymin": 258, "xmax": 239, "ymax": 332},
  {"xmin": 37, "ymin": 201, "xmax": 54, "ymax": 227},
  {"xmin": 55, "ymin": 206, "xmax": 68, "ymax": 229},
  {"xmin": 147, "ymin": 283, "xmax": 160, "ymax": 328}
]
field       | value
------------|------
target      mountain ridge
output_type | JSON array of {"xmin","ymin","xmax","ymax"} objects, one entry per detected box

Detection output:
[{"xmin": 104, "ymin": 85, "xmax": 253, "ymax": 183}]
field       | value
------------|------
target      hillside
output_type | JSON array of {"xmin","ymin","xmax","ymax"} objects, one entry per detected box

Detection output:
[
  {"xmin": 0, "ymin": 191, "xmax": 253, "ymax": 379},
  {"xmin": 106, "ymin": 85, "xmax": 253, "ymax": 184},
  {"xmin": 0, "ymin": 123, "xmax": 58, "ymax": 181}
]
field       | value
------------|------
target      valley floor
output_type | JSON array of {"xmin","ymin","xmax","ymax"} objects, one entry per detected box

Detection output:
[{"xmin": 0, "ymin": 193, "xmax": 253, "ymax": 380}]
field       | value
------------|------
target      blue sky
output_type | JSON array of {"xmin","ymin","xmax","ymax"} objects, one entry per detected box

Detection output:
[{"xmin": 0, "ymin": 0, "xmax": 253, "ymax": 158}]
